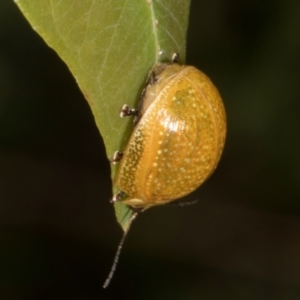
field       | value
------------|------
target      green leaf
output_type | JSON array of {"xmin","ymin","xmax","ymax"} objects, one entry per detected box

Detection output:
[{"xmin": 14, "ymin": 0, "xmax": 191, "ymax": 231}]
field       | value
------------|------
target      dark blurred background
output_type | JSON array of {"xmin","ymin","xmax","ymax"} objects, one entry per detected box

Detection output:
[{"xmin": 1, "ymin": 0, "xmax": 300, "ymax": 299}]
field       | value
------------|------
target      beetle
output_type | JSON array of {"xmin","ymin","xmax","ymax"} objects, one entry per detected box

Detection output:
[
  {"xmin": 103, "ymin": 53, "xmax": 226, "ymax": 288},
  {"xmin": 112, "ymin": 53, "xmax": 226, "ymax": 209}
]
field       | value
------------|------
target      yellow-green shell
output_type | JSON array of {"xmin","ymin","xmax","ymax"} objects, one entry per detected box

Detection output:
[{"xmin": 115, "ymin": 63, "xmax": 226, "ymax": 209}]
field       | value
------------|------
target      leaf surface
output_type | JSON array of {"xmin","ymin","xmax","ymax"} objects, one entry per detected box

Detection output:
[{"xmin": 15, "ymin": 0, "xmax": 191, "ymax": 230}]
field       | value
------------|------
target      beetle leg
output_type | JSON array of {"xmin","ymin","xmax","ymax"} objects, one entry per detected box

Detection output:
[
  {"xmin": 148, "ymin": 70, "xmax": 158, "ymax": 85},
  {"xmin": 171, "ymin": 52, "xmax": 180, "ymax": 63},
  {"xmin": 110, "ymin": 151, "xmax": 123, "ymax": 164},
  {"xmin": 110, "ymin": 191, "xmax": 125, "ymax": 203},
  {"xmin": 120, "ymin": 104, "xmax": 139, "ymax": 118}
]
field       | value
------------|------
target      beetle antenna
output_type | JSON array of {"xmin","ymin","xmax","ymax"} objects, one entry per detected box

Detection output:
[
  {"xmin": 172, "ymin": 199, "xmax": 198, "ymax": 207},
  {"xmin": 103, "ymin": 211, "xmax": 138, "ymax": 288}
]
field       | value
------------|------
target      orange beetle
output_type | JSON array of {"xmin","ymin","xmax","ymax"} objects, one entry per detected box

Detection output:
[
  {"xmin": 113, "ymin": 58, "xmax": 226, "ymax": 209},
  {"xmin": 103, "ymin": 54, "xmax": 226, "ymax": 288}
]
